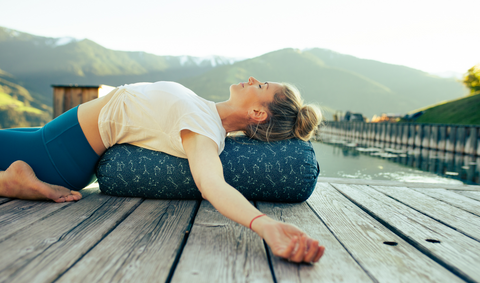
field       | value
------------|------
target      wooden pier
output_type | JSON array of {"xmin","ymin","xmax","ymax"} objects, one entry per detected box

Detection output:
[
  {"xmin": 1, "ymin": 178, "xmax": 480, "ymax": 282},
  {"xmin": 322, "ymin": 121, "xmax": 480, "ymax": 156}
]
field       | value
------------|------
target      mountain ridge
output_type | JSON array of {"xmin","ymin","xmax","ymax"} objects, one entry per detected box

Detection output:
[{"xmin": 0, "ymin": 26, "xmax": 468, "ymax": 125}]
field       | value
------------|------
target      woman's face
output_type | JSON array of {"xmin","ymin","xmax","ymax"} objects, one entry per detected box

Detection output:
[{"xmin": 229, "ymin": 76, "xmax": 280, "ymax": 110}]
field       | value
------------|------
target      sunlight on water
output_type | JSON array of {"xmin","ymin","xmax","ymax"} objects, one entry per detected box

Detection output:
[{"xmin": 311, "ymin": 141, "xmax": 464, "ymax": 184}]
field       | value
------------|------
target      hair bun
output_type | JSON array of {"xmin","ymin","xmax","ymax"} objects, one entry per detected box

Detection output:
[{"xmin": 294, "ymin": 104, "xmax": 322, "ymax": 141}]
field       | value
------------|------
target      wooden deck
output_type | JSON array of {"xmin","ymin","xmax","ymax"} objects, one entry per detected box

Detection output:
[{"xmin": 1, "ymin": 178, "xmax": 480, "ymax": 282}]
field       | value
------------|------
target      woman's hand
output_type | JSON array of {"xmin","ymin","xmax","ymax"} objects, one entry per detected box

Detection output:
[
  {"xmin": 181, "ymin": 131, "xmax": 324, "ymax": 263},
  {"xmin": 257, "ymin": 220, "xmax": 325, "ymax": 263}
]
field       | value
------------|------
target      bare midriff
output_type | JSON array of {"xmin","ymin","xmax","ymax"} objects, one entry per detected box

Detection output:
[{"xmin": 77, "ymin": 88, "xmax": 117, "ymax": 156}]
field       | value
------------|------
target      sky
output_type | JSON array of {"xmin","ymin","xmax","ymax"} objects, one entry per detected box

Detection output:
[{"xmin": 2, "ymin": 0, "xmax": 479, "ymax": 75}]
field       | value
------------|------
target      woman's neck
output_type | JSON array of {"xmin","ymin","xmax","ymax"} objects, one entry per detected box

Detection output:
[{"xmin": 215, "ymin": 101, "xmax": 248, "ymax": 133}]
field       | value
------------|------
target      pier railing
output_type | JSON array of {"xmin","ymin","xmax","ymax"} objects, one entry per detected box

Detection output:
[{"xmin": 319, "ymin": 121, "xmax": 479, "ymax": 157}]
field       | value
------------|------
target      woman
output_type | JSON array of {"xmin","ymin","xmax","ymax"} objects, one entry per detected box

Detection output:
[{"xmin": 0, "ymin": 77, "xmax": 324, "ymax": 263}]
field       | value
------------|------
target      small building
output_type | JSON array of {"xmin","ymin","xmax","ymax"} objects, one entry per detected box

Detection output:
[{"xmin": 51, "ymin": 84, "xmax": 115, "ymax": 118}]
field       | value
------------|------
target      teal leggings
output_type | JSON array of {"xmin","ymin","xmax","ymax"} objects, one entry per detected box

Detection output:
[{"xmin": 0, "ymin": 106, "xmax": 99, "ymax": 190}]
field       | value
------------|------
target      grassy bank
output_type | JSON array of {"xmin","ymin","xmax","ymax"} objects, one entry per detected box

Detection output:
[{"xmin": 408, "ymin": 93, "xmax": 480, "ymax": 125}]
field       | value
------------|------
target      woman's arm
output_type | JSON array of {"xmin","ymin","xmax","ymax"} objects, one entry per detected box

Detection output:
[{"xmin": 181, "ymin": 130, "xmax": 324, "ymax": 263}]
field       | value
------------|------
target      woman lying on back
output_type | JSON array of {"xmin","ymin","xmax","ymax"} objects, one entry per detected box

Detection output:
[{"xmin": 0, "ymin": 77, "xmax": 324, "ymax": 263}]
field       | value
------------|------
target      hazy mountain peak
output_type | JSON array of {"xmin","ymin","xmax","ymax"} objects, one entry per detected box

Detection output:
[
  {"xmin": 53, "ymin": 37, "xmax": 78, "ymax": 47},
  {"xmin": 431, "ymin": 71, "xmax": 464, "ymax": 79},
  {"xmin": 2, "ymin": 27, "xmax": 20, "ymax": 38},
  {"xmin": 176, "ymin": 55, "xmax": 244, "ymax": 67}
]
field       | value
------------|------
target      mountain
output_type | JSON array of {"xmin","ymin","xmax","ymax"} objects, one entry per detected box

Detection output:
[
  {"xmin": 178, "ymin": 49, "xmax": 412, "ymax": 117},
  {"xmin": 0, "ymin": 26, "xmax": 239, "ymax": 106},
  {"xmin": 178, "ymin": 48, "xmax": 467, "ymax": 118},
  {"xmin": 0, "ymin": 26, "xmax": 468, "ymax": 123},
  {"xmin": 0, "ymin": 68, "xmax": 51, "ymax": 128},
  {"xmin": 303, "ymin": 48, "xmax": 466, "ymax": 111}
]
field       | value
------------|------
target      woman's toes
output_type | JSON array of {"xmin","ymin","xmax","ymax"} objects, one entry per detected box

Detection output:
[
  {"xmin": 55, "ymin": 196, "xmax": 66, "ymax": 203},
  {"xmin": 72, "ymin": 191, "xmax": 82, "ymax": 200}
]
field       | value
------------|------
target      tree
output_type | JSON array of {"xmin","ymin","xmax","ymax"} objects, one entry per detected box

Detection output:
[{"xmin": 463, "ymin": 64, "xmax": 480, "ymax": 96}]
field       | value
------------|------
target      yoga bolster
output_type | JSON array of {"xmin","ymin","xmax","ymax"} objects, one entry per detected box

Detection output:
[{"xmin": 96, "ymin": 136, "xmax": 320, "ymax": 202}]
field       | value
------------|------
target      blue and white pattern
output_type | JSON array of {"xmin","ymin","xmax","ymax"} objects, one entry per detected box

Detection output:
[{"xmin": 96, "ymin": 136, "xmax": 320, "ymax": 202}]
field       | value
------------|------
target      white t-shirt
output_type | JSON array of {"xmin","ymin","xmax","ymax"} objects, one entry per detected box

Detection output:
[{"xmin": 98, "ymin": 81, "xmax": 226, "ymax": 159}]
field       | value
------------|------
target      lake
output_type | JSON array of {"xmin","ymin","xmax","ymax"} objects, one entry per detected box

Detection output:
[{"xmin": 311, "ymin": 141, "xmax": 468, "ymax": 185}]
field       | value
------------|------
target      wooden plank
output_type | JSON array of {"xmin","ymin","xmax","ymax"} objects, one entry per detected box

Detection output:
[
  {"xmin": 70, "ymin": 88, "xmax": 82, "ymax": 109},
  {"xmin": 57, "ymin": 199, "xmax": 198, "ymax": 283},
  {"xmin": 0, "ymin": 187, "xmax": 103, "ymax": 242},
  {"xmin": 171, "ymin": 200, "xmax": 272, "ymax": 283},
  {"xmin": 411, "ymin": 188, "xmax": 480, "ymax": 216},
  {"xmin": 53, "ymin": 87, "xmax": 65, "ymax": 118},
  {"xmin": 372, "ymin": 186, "xmax": 480, "ymax": 241},
  {"xmin": 0, "ymin": 194, "xmax": 141, "ymax": 283},
  {"xmin": 456, "ymin": 191, "xmax": 480, "ymax": 202},
  {"xmin": 332, "ymin": 183, "xmax": 480, "ymax": 282},
  {"xmin": 63, "ymin": 88, "xmax": 72, "ymax": 114},
  {"xmin": 308, "ymin": 183, "xmax": 462, "ymax": 283},
  {"xmin": 316, "ymin": 177, "xmax": 480, "ymax": 191},
  {"xmin": 257, "ymin": 200, "xmax": 373, "ymax": 283},
  {"xmin": 82, "ymin": 88, "xmax": 99, "ymax": 104}
]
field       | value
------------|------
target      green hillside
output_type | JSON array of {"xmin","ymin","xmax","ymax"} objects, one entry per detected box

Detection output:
[
  {"xmin": 304, "ymin": 48, "xmax": 467, "ymax": 108},
  {"xmin": 0, "ymin": 27, "xmax": 230, "ymax": 105},
  {"xmin": 409, "ymin": 93, "xmax": 480, "ymax": 125},
  {"xmin": 0, "ymin": 26, "xmax": 467, "ymax": 123},
  {"xmin": 0, "ymin": 69, "xmax": 51, "ymax": 128}
]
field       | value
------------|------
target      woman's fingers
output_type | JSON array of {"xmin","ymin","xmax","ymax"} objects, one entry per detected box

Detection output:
[
  {"xmin": 304, "ymin": 240, "xmax": 319, "ymax": 262},
  {"xmin": 281, "ymin": 236, "xmax": 297, "ymax": 259},
  {"xmin": 290, "ymin": 235, "xmax": 307, "ymax": 262},
  {"xmin": 313, "ymin": 245, "xmax": 326, "ymax": 262}
]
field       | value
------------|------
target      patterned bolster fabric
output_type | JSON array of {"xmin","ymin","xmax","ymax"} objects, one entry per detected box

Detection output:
[{"xmin": 95, "ymin": 135, "xmax": 320, "ymax": 202}]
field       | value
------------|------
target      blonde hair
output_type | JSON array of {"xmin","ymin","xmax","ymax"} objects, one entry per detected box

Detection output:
[{"xmin": 244, "ymin": 83, "xmax": 322, "ymax": 142}]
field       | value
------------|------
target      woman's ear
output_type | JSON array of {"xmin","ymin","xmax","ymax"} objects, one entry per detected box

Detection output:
[{"xmin": 249, "ymin": 108, "xmax": 268, "ymax": 123}]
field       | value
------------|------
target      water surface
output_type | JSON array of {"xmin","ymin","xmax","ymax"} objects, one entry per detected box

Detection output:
[{"xmin": 311, "ymin": 141, "xmax": 465, "ymax": 184}]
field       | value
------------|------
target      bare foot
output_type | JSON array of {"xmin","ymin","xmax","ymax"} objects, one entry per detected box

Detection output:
[{"xmin": 0, "ymin": 161, "xmax": 82, "ymax": 203}]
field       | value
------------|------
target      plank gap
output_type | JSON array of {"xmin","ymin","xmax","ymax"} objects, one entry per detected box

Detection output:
[
  {"xmin": 330, "ymin": 183, "xmax": 477, "ymax": 283},
  {"xmin": 0, "ymin": 198, "xmax": 12, "ymax": 205},
  {"xmin": 165, "ymin": 200, "xmax": 201, "ymax": 283},
  {"xmin": 305, "ymin": 200, "xmax": 380, "ymax": 283},
  {"xmin": 52, "ymin": 198, "xmax": 145, "ymax": 283},
  {"xmin": 254, "ymin": 201, "xmax": 278, "ymax": 283},
  {"xmin": 370, "ymin": 185, "xmax": 480, "ymax": 243},
  {"xmin": 262, "ymin": 240, "xmax": 277, "ymax": 283}
]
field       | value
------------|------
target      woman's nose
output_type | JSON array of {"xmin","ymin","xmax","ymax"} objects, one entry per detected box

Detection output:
[{"xmin": 248, "ymin": 77, "xmax": 257, "ymax": 84}]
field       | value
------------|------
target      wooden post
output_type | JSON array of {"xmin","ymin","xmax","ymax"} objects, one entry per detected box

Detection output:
[
  {"xmin": 402, "ymin": 124, "xmax": 409, "ymax": 145},
  {"xmin": 455, "ymin": 126, "xmax": 466, "ymax": 155},
  {"xmin": 465, "ymin": 127, "xmax": 477, "ymax": 156},
  {"xmin": 381, "ymin": 123, "xmax": 387, "ymax": 143},
  {"xmin": 51, "ymin": 85, "xmax": 114, "ymax": 118},
  {"xmin": 477, "ymin": 128, "xmax": 480, "ymax": 157},
  {"xmin": 429, "ymin": 125, "xmax": 438, "ymax": 150},
  {"xmin": 385, "ymin": 123, "xmax": 391, "ymax": 143},
  {"xmin": 414, "ymin": 124, "xmax": 423, "ymax": 148},
  {"xmin": 361, "ymin": 122, "xmax": 368, "ymax": 140},
  {"xmin": 395, "ymin": 124, "xmax": 403, "ymax": 145},
  {"xmin": 446, "ymin": 126, "xmax": 456, "ymax": 152},
  {"xmin": 368, "ymin": 123, "xmax": 375, "ymax": 141},
  {"xmin": 422, "ymin": 125, "xmax": 431, "ymax": 149},
  {"xmin": 476, "ymin": 157, "xmax": 480, "ymax": 183},
  {"xmin": 408, "ymin": 124, "xmax": 415, "ymax": 146},
  {"xmin": 438, "ymin": 126, "xmax": 446, "ymax": 152}
]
